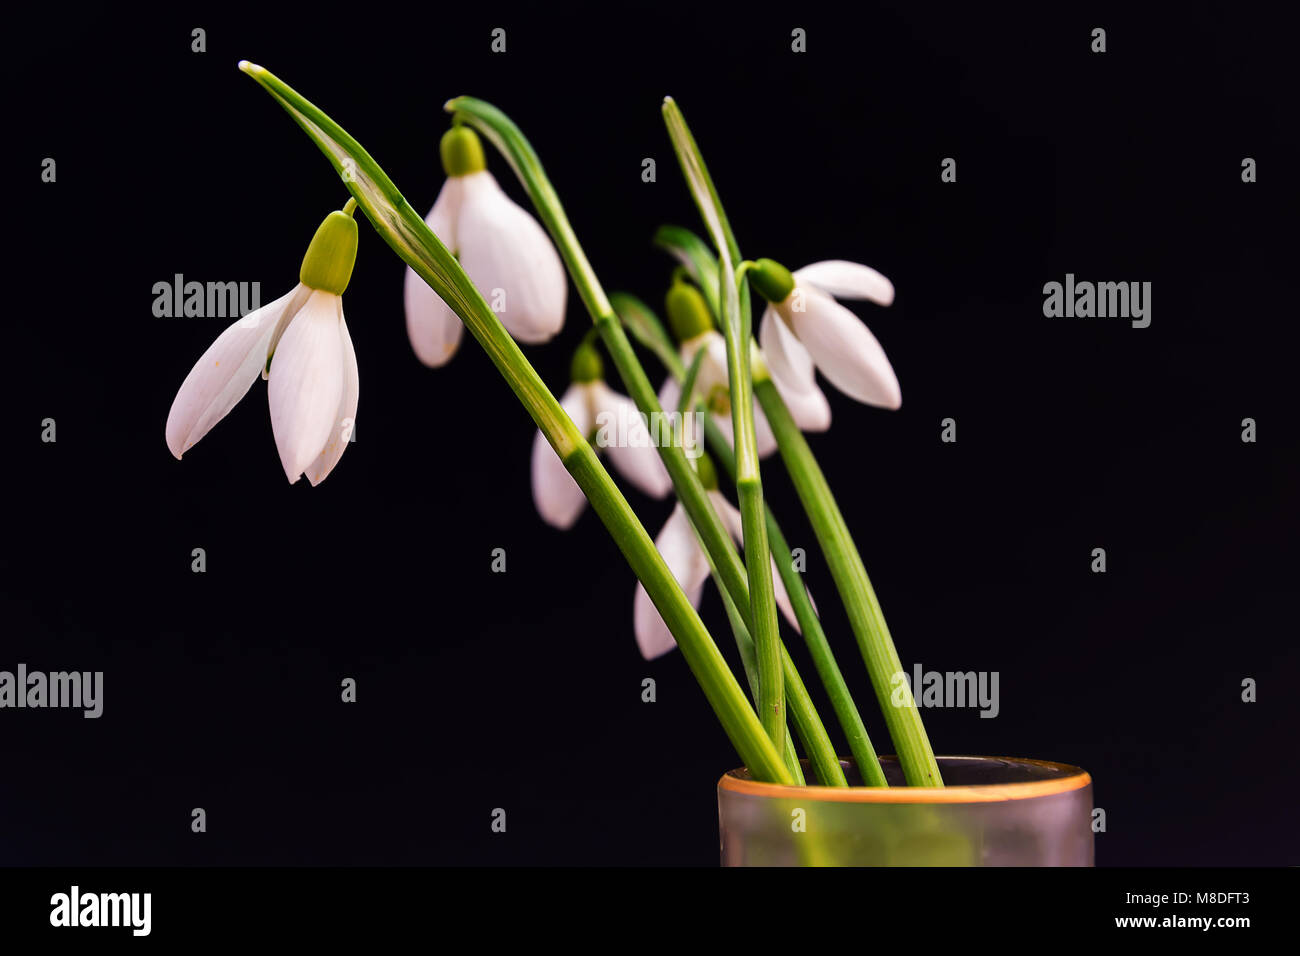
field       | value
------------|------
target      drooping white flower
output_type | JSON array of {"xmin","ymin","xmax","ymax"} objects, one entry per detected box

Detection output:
[
  {"xmin": 165, "ymin": 203, "xmax": 360, "ymax": 486},
  {"xmin": 531, "ymin": 343, "xmax": 672, "ymax": 529},
  {"xmin": 634, "ymin": 480, "xmax": 802, "ymax": 661},
  {"xmin": 657, "ymin": 331, "xmax": 777, "ymax": 457},
  {"xmin": 755, "ymin": 258, "xmax": 900, "ymax": 416},
  {"xmin": 405, "ymin": 126, "xmax": 566, "ymax": 366}
]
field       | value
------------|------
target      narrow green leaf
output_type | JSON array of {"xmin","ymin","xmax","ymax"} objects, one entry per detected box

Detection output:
[
  {"xmin": 653, "ymin": 225, "xmax": 721, "ymax": 318},
  {"xmin": 609, "ymin": 292, "xmax": 681, "ymax": 378}
]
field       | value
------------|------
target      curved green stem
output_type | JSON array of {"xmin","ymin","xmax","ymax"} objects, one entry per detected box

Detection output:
[
  {"xmin": 447, "ymin": 94, "xmax": 841, "ymax": 781},
  {"xmin": 756, "ymin": 377, "xmax": 943, "ymax": 787},
  {"xmin": 692, "ymin": 480, "xmax": 843, "ymax": 786},
  {"xmin": 444, "ymin": 100, "xmax": 742, "ymax": 618},
  {"xmin": 707, "ymin": 524, "xmax": 805, "ymax": 785},
  {"xmin": 236, "ymin": 61, "xmax": 791, "ymax": 784},
  {"xmin": 703, "ymin": 417, "xmax": 887, "ymax": 787},
  {"xmin": 661, "ymin": 97, "xmax": 784, "ymax": 754}
]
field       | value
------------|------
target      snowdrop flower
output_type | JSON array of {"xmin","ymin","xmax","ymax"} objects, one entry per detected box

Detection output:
[
  {"xmin": 405, "ymin": 126, "xmax": 566, "ymax": 366},
  {"xmin": 634, "ymin": 455, "xmax": 801, "ymax": 660},
  {"xmin": 656, "ymin": 280, "xmax": 778, "ymax": 457},
  {"xmin": 753, "ymin": 258, "xmax": 900, "ymax": 420},
  {"xmin": 531, "ymin": 343, "xmax": 673, "ymax": 529},
  {"xmin": 165, "ymin": 202, "xmax": 361, "ymax": 486}
]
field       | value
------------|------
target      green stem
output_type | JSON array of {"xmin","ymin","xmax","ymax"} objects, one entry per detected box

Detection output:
[
  {"xmin": 236, "ymin": 61, "xmax": 792, "ymax": 785},
  {"xmin": 677, "ymin": 347, "xmax": 706, "ymax": 416},
  {"xmin": 737, "ymin": 473, "xmax": 784, "ymax": 747},
  {"xmin": 694, "ymin": 488, "xmax": 844, "ymax": 786},
  {"xmin": 756, "ymin": 378, "xmax": 943, "ymax": 787},
  {"xmin": 447, "ymin": 94, "xmax": 840, "ymax": 782},
  {"xmin": 444, "ymin": 100, "xmax": 743, "ymax": 619},
  {"xmin": 662, "ymin": 98, "xmax": 783, "ymax": 755},
  {"xmin": 711, "ymin": 541, "xmax": 805, "ymax": 785},
  {"xmin": 704, "ymin": 417, "xmax": 887, "ymax": 787},
  {"xmin": 617, "ymin": 312, "xmax": 859, "ymax": 789}
]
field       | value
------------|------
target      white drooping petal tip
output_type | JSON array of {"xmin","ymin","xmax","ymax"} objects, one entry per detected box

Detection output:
[
  {"xmin": 774, "ymin": 376, "xmax": 832, "ymax": 432},
  {"xmin": 759, "ymin": 305, "xmax": 832, "ymax": 430},
  {"xmin": 594, "ymin": 384, "xmax": 673, "ymax": 499},
  {"xmin": 164, "ymin": 284, "xmax": 304, "ymax": 460},
  {"xmin": 530, "ymin": 383, "xmax": 592, "ymax": 529},
  {"xmin": 454, "ymin": 171, "xmax": 567, "ymax": 345},
  {"xmin": 405, "ymin": 181, "xmax": 467, "ymax": 367},
  {"xmin": 792, "ymin": 288, "xmax": 901, "ymax": 410},
  {"xmin": 707, "ymin": 397, "xmax": 778, "ymax": 459},
  {"xmin": 303, "ymin": 312, "xmax": 360, "ymax": 486},
  {"xmin": 795, "ymin": 260, "xmax": 895, "ymax": 307},
  {"xmin": 759, "ymin": 306, "xmax": 817, "ymax": 394},
  {"xmin": 267, "ymin": 290, "xmax": 347, "ymax": 483},
  {"xmin": 531, "ymin": 429, "xmax": 587, "ymax": 529},
  {"xmin": 634, "ymin": 505, "xmax": 710, "ymax": 659},
  {"xmin": 633, "ymin": 583, "xmax": 678, "ymax": 660},
  {"xmin": 404, "ymin": 265, "xmax": 464, "ymax": 367},
  {"xmin": 707, "ymin": 491, "xmax": 801, "ymax": 634}
]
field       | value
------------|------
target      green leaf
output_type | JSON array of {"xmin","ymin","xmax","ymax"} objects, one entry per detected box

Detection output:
[
  {"xmin": 609, "ymin": 292, "xmax": 682, "ymax": 379},
  {"xmin": 653, "ymin": 225, "xmax": 721, "ymax": 319}
]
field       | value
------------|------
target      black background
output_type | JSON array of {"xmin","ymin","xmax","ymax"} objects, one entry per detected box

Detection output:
[{"xmin": 4, "ymin": 3, "xmax": 1296, "ymax": 866}]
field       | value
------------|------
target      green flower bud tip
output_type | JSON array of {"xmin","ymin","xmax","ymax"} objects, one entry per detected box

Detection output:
[
  {"xmin": 665, "ymin": 281, "xmax": 714, "ymax": 343},
  {"xmin": 298, "ymin": 201, "xmax": 359, "ymax": 295},
  {"xmin": 695, "ymin": 451, "xmax": 718, "ymax": 491},
  {"xmin": 749, "ymin": 258, "xmax": 796, "ymax": 304},
  {"xmin": 570, "ymin": 342, "xmax": 604, "ymax": 383},
  {"xmin": 440, "ymin": 126, "xmax": 487, "ymax": 177}
]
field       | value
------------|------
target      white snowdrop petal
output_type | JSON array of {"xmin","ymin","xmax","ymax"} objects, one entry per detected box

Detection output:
[
  {"xmin": 634, "ymin": 505, "xmax": 710, "ymax": 659},
  {"xmin": 564, "ymin": 381, "xmax": 597, "ymax": 439},
  {"xmin": 404, "ymin": 181, "xmax": 468, "ymax": 366},
  {"xmin": 770, "ymin": 556, "xmax": 801, "ymax": 634},
  {"xmin": 303, "ymin": 305, "xmax": 360, "ymax": 487},
  {"xmin": 795, "ymin": 260, "xmax": 895, "ymax": 306},
  {"xmin": 425, "ymin": 176, "xmax": 464, "ymax": 248},
  {"xmin": 530, "ymin": 383, "xmax": 591, "ymax": 528},
  {"xmin": 165, "ymin": 284, "xmax": 303, "ymax": 459},
  {"xmin": 704, "ymin": 495, "xmax": 802, "ymax": 638},
  {"xmin": 658, "ymin": 377, "xmax": 682, "ymax": 414},
  {"xmin": 455, "ymin": 171, "xmax": 566, "ymax": 344},
  {"xmin": 773, "ymin": 375, "xmax": 832, "ymax": 432},
  {"xmin": 403, "ymin": 265, "xmax": 464, "ymax": 367},
  {"xmin": 261, "ymin": 283, "xmax": 315, "ymax": 381},
  {"xmin": 595, "ymin": 384, "xmax": 672, "ymax": 498},
  {"xmin": 267, "ymin": 291, "xmax": 347, "ymax": 483},
  {"xmin": 760, "ymin": 305, "xmax": 818, "ymax": 394},
  {"xmin": 752, "ymin": 401, "xmax": 778, "ymax": 458},
  {"xmin": 680, "ymin": 331, "xmax": 730, "ymax": 401},
  {"xmin": 707, "ymin": 397, "xmax": 775, "ymax": 457},
  {"xmin": 699, "ymin": 331, "xmax": 732, "ymax": 396},
  {"xmin": 530, "ymin": 428, "xmax": 587, "ymax": 529},
  {"xmin": 710, "ymin": 408, "xmax": 735, "ymax": 450},
  {"xmin": 793, "ymin": 289, "xmax": 901, "ymax": 409},
  {"xmin": 709, "ymin": 491, "xmax": 795, "ymax": 628},
  {"xmin": 710, "ymin": 490, "xmax": 746, "ymax": 544}
]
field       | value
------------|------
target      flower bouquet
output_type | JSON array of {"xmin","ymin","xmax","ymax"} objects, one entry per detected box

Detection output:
[{"xmin": 163, "ymin": 62, "xmax": 1094, "ymax": 866}]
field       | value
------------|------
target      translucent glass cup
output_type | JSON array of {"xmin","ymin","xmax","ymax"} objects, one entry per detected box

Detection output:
[{"xmin": 718, "ymin": 756, "xmax": 1093, "ymax": 867}]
